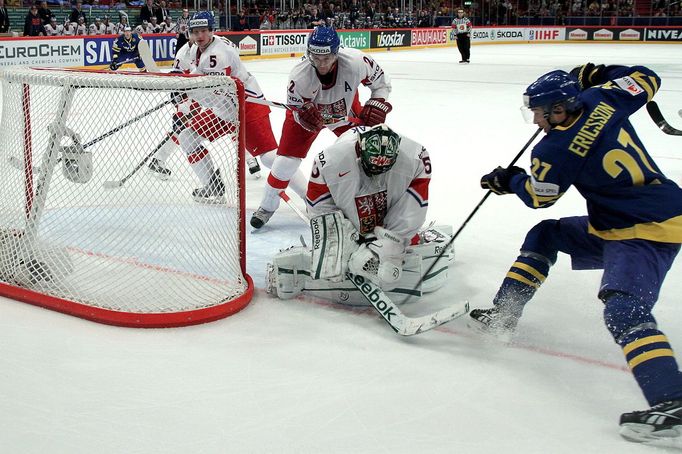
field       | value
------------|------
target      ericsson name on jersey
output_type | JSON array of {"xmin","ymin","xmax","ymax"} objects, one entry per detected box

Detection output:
[
  {"xmin": 306, "ymin": 126, "xmax": 430, "ymax": 240},
  {"xmin": 287, "ymin": 47, "xmax": 391, "ymax": 132}
]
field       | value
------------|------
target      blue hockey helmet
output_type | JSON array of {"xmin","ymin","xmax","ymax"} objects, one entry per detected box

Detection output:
[
  {"xmin": 523, "ymin": 70, "xmax": 583, "ymax": 118},
  {"xmin": 307, "ymin": 26, "xmax": 341, "ymax": 57},
  {"xmin": 189, "ymin": 11, "xmax": 214, "ymax": 32}
]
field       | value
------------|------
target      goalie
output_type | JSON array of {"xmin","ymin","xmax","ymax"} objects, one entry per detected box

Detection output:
[{"xmin": 267, "ymin": 124, "xmax": 454, "ymax": 305}]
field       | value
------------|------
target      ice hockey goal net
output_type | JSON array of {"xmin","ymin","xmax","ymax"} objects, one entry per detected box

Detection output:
[{"xmin": 0, "ymin": 67, "xmax": 253, "ymax": 327}]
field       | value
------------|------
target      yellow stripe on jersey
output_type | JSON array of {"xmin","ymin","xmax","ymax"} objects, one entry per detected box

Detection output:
[
  {"xmin": 628, "ymin": 349, "xmax": 675, "ymax": 369},
  {"xmin": 588, "ymin": 215, "xmax": 682, "ymax": 243},
  {"xmin": 630, "ymin": 71, "xmax": 656, "ymax": 102},
  {"xmin": 511, "ymin": 261, "xmax": 547, "ymax": 283},
  {"xmin": 622, "ymin": 334, "xmax": 668, "ymax": 355},
  {"xmin": 506, "ymin": 271, "xmax": 540, "ymax": 289}
]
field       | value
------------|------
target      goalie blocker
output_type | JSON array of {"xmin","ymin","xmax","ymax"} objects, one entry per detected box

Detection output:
[{"xmin": 266, "ymin": 211, "xmax": 455, "ymax": 306}]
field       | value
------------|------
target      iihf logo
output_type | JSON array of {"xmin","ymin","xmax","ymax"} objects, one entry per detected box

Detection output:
[{"xmin": 529, "ymin": 30, "xmax": 535, "ymax": 40}]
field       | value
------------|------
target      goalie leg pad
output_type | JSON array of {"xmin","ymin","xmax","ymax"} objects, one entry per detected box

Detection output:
[
  {"xmin": 267, "ymin": 246, "xmax": 311, "ymax": 299},
  {"xmin": 310, "ymin": 211, "xmax": 360, "ymax": 280}
]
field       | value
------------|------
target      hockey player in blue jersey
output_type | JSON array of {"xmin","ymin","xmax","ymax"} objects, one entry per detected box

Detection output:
[
  {"xmin": 110, "ymin": 26, "xmax": 146, "ymax": 71},
  {"xmin": 473, "ymin": 64, "xmax": 682, "ymax": 445}
]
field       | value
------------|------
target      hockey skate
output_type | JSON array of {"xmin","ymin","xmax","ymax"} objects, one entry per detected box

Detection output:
[
  {"xmin": 620, "ymin": 400, "xmax": 682, "ymax": 446},
  {"xmin": 250, "ymin": 206, "xmax": 274, "ymax": 229},
  {"xmin": 192, "ymin": 169, "xmax": 225, "ymax": 203},
  {"xmin": 468, "ymin": 305, "xmax": 520, "ymax": 338},
  {"xmin": 246, "ymin": 157, "xmax": 261, "ymax": 179},
  {"xmin": 147, "ymin": 158, "xmax": 172, "ymax": 180}
]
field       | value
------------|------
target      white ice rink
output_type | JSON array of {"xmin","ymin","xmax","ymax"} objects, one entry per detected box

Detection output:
[{"xmin": 2, "ymin": 43, "xmax": 682, "ymax": 453}]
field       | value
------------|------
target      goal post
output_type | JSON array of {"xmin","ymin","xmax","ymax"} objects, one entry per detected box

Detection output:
[{"xmin": 0, "ymin": 67, "xmax": 253, "ymax": 327}]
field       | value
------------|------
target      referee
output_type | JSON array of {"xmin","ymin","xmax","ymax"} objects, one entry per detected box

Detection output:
[{"xmin": 451, "ymin": 8, "xmax": 472, "ymax": 63}]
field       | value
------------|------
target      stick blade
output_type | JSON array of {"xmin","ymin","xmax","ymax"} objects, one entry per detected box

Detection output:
[{"xmin": 102, "ymin": 180, "xmax": 123, "ymax": 189}]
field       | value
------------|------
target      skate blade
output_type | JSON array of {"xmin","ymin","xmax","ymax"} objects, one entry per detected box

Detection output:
[
  {"xmin": 466, "ymin": 319, "xmax": 516, "ymax": 344},
  {"xmin": 620, "ymin": 424, "xmax": 682, "ymax": 447},
  {"xmin": 148, "ymin": 169, "xmax": 171, "ymax": 181},
  {"xmin": 193, "ymin": 195, "xmax": 226, "ymax": 205}
]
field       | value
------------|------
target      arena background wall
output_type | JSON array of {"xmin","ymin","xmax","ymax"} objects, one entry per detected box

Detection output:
[{"xmin": 0, "ymin": 25, "xmax": 680, "ymax": 69}]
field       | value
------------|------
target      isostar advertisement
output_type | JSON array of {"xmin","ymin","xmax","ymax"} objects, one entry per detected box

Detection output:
[
  {"xmin": 566, "ymin": 27, "xmax": 642, "ymax": 41},
  {"xmin": 471, "ymin": 27, "xmax": 526, "ymax": 43},
  {"xmin": 370, "ymin": 30, "xmax": 411, "ymax": 49},
  {"xmin": 645, "ymin": 28, "xmax": 682, "ymax": 41},
  {"xmin": 527, "ymin": 27, "xmax": 566, "ymax": 41},
  {"xmin": 260, "ymin": 31, "xmax": 308, "ymax": 55},
  {"xmin": 220, "ymin": 32, "xmax": 260, "ymax": 55},
  {"xmin": 338, "ymin": 31, "xmax": 370, "ymax": 49},
  {"xmin": 411, "ymin": 28, "xmax": 448, "ymax": 46},
  {"xmin": 84, "ymin": 34, "xmax": 176, "ymax": 66},
  {"xmin": 0, "ymin": 38, "xmax": 83, "ymax": 67}
]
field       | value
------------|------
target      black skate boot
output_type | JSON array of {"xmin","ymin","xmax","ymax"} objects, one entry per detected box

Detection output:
[
  {"xmin": 246, "ymin": 157, "xmax": 261, "ymax": 179},
  {"xmin": 250, "ymin": 207, "xmax": 274, "ymax": 229},
  {"xmin": 620, "ymin": 400, "xmax": 682, "ymax": 445},
  {"xmin": 468, "ymin": 305, "xmax": 521, "ymax": 336},
  {"xmin": 148, "ymin": 158, "xmax": 172, "ymax": 180},
  {"xmin": 192, "ymin": 169, "xmax": 225, "ymax": 203}
]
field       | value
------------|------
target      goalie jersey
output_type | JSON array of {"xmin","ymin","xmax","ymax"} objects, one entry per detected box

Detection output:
[
  {"xmin": 306, "ymin": 126, "xmax": 430, "ymax": 240},
  {"xmin": 286, "ymin": 47, "xmax": 391, "ymax": 132},
  {"xmin": 509, "ymin": 65, "xmax": 682, "ymax": 243}
]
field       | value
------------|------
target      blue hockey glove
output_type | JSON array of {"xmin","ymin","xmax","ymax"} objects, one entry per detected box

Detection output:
[{"xmin": 480, "ymin": 166, "xmax": 527, "ymax": 195}]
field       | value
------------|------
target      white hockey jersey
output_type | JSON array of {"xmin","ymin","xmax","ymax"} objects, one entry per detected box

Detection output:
[
  {"xmin": 89, "ymin": 23, "xmax": 105, "ymax": 35},
  {"xmin": 75, "ymin": 23, "xmax": 87, "ymax": 35},
  {"xmin": 188, "ymin": 35, "xmax": 266, "ymax": 120},
  {"xmin": 173, "ymin": 42, "xmax": 193, "ymax": 72},
  {"xmin": 103, "ymin": 22, "xmax": 116, "ymax": 34},
  {"xmin": 286, "ymin": 47, "xmax": 391, "ymax": 132},
  {"xmin": 63, "ymin": 22, "xmax": 76, "ymax": 36},
  {"xmin": 306, "ymin": 126, "xmax": 431, "ymax": 240},
  {"xmin": 44, "ymin": 23, "xmax": 63, "ymax": 36}
]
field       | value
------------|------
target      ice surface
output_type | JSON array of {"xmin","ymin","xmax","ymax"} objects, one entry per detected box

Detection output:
[{"xmin": 1, "ymin": 44, "xmax": 681, "ymax": 453}]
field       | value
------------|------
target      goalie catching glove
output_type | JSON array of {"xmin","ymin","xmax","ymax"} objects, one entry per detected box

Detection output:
[
  {"xmin": 295, "ymin": 102, "xmax": 325, "ymax": 132},
  {"xmin": 348, "ymin": 226, "xmax": 406, "ymax": 289},
  {"xmin": 358, "ymin": 98, "xmax": 392, "ymax": 127}
]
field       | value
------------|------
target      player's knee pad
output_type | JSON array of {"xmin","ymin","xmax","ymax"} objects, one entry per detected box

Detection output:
[
  {"xmin": 178, "ymin": 128, "xmax": 202, "ymax": 156},
  {"xmin": 601, "ymin": 290, "xmax": 657, "ymax": 342},
  {"xmin": 270, "ymin": 155, "xmax": 302, "ymax": 181},
  {"xmin": 267, "ymin": 246, "xmax": 310, "ymax": 300},
  {"xmin": 520, "ymin": 219, "xmax": 561, "ymax": 265},
  {"xmin": 259, "ymin": 150, "xmax": 276, "ymax": 169}
]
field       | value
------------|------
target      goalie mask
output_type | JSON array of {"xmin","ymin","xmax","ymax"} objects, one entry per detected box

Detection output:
[{"xmin": 358, "ymin": 124, "xmax": 401, "ymax": 176}]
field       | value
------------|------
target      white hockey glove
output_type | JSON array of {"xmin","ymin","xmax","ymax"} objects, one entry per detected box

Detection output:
[
  {"xmin": 310, "ymin": 211, "xmax": 360, "ymax": 281},
  {"xmin": 348, "ymin": 226, "xmax": 406, "ymax": 289}
]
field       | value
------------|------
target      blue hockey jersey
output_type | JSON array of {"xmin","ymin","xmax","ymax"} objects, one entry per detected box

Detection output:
[
  {"xmin": 112, "ymin": 33, "xmax": 141, "ymax": 62},
  {"xmin": 509, "ymin": 65, "xmax": 682, "ymax": 243}
]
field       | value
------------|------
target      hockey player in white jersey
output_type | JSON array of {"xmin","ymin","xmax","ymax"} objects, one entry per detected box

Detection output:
[
  {"xmin": 88, "ymin": 17, "xmax": 105, "ymax": 35},
  {"xmin": 75, "ymin": 17, "xmax": 87, "ymax": 35},
  {"xmin": 44, "ymin": 17, "xmax": 63, "ymax": 36},
  {"xmin": 251, "ymin": 25, "xmax": 392, "ymax": 230},
  {"xmin": 173, "ymin": 11, "xmax": 280, "ymax": 202},
  {"xmin": 102, "ymin": 16, "xmax": 116, "ymax": 34},
  {"xmin": 267, "ymin": 124, "xmax": 454, "ymax": 305}
]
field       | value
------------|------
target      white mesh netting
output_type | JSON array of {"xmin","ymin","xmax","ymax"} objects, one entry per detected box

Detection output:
[{"xmin": 0, "ymin": 67, "xmax": 251, "ymax": 325}]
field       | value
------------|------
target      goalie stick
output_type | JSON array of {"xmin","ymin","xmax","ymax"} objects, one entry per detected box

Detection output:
[
  {"xmin": 277, "ymin": 190, "xmax": 469, "ymax": 336},
  {"xmin": 646, "ymin": 101, "xmax": 682, "ymax": 136},
  {"xmin": 402, "ymin": 127, "xmax": 543, "ymax": 304}
]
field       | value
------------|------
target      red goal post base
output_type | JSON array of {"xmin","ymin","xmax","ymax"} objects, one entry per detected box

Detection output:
[{"xmin": 0, "ymin": 275, "xmax": 254, "ymax": 328}]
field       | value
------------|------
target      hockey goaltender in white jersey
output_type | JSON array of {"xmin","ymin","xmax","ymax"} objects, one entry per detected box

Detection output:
[{"xmin": 267, "ymin": 124, "xmax": 455, "ymax": 305}]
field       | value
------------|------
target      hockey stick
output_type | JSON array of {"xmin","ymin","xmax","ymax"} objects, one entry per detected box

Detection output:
[
  {"xmin": 277, "ymin": 191, "xmax": 469, "ymax": 336},
  {"xmin": 402, "ymin": 127, "xmax": 543, "ymax": 304},
  {"xmin": 102, "ymin": 132, "xmax": 173, "ymax": 189},
  {"xmin": 137, "ymin": 39, "xmax": 159, "ymax": 72},
  {"xmin": 246, "ymin": 97, "xmax": 356, "ymax": 122},
  {"xmin": 646, "ymin": 101, "xmax": 682, "ymax": 136}
]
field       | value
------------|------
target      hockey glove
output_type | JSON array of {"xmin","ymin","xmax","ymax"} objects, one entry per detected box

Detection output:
[
  {"xmin": 569, "ymin": 63, "xmax": 607, "ymax": 90},
  {"xmin": 480, "ymin": 166, "xmax": 527, "ymax": 195},
  {"xmin": 295, "ymin": 102, "xmax": 325, "ymax": 132},
  {"xmin": 109, "ymin": 61, "xmax": 120, "ymax": 71},
  {"xmin": 358, "ymin": 98, "xmax": 393, "ymax": 126}
]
